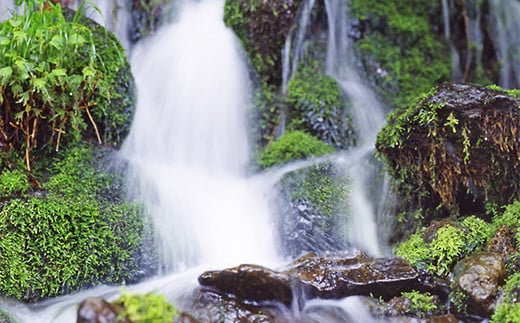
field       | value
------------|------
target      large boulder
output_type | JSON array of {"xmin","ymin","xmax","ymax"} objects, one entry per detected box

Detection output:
[
  {"xmin": 451, "ymin": 251, "xmax": 506, "ymax": 317},
  {"xmin": 198, "ymin": 252, "xmax": 449, "ymax": 307},
  {"xmin": 376, "ymin": 83, "xmax": 520, "ymax": 236}
]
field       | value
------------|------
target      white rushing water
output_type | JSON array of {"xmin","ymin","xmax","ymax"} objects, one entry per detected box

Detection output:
[{"xmin": 121, "ymin": 0, "xmax": 279, "ymax": 271}]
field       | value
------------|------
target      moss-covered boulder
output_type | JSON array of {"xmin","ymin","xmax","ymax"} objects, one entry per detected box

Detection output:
[
  {"xmin": 377, "ymin": 83, "xmax": 520, "ymax": 235},
  {"xmin": 286, "ymin": 61, "xmax": 356, "ymax": 149},
  {"xmin": 350, "ymin": 0, "xmax": 451, "ymax": 108},
  {"xmin": 0, "ymin": 145, "xmax": 151, "ymax": 302}
]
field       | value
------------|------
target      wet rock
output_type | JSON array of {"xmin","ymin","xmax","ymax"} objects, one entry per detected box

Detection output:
[
  {"xmin": 77, "ymin": 297, "xmax": 128, "ymax": 323},
  {"xmin": 452, "ymin": 251, "xmax": 506, "ymax": 317},
  {"xmin": 178, "ymin": 288, "xmax": 289, "ymax": 323},
  {"xmin": 198, "ymin": 264, "xmax": 294, "ymax": 306},
  {"xmin": 198, "ymin": 252, "xmax": 450, "ymax": 307},
  {"xmin": 377, "ymin": 83, "xmax": 520, "ymax": 236}
]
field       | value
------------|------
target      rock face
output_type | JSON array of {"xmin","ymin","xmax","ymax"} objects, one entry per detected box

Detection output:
[
  {"xmin": 452, "ymin": 252, "xmax": 506, "ymax": 317},
  {"xmin": 198, "ymin": 252, "xmax": 449, "ymax": 307},
  {"xmin": 376, "ymin": 83, "xmax": 520, "ymax": 235}
]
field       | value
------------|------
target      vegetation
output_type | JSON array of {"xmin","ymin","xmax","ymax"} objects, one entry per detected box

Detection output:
[
  {"xmin": 492, "ymin": 273, "xmax": 520, "ymax": 323},
  {"xmin": 116, "ymin": 291, "xmax": 179, "ymax": 323},
  {"xmin": 0, "ymin": 0, "xmax": 134, "ymax": 170},
  {"xmin": 350, "ymin": 0, "xmax": 451, "ymax": 108},
  {"xmin": 400, "ymin": 291, "xmax": 438, "ymax": 318},
  {"xmin": 395, "ymin": 216, "xmax": 493, "ymax": 276},
  {"xmin": 286, "ymin": 61, "xmax": 355, "ymax": 149},
  {"xmin": 0, "ymin": 145, "xmax": 147, "ymax": 301},
  {"xmin": 258, "ymin": 130, "xmax": 334, "ymax": 168}
]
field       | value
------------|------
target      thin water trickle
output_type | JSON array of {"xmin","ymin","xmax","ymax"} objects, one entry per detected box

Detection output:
[
  {"xmin": 323, "ymin": 0, "xmax": 387, "ymax": 256},
  {"xmin": 490, "ymin": 0, "xmax": 520, "ymax": 88}
]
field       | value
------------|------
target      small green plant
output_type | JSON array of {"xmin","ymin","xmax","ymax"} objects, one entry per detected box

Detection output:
[
  {"xmin": 258, "ymin": 130, "xmax": 334, "ymax": 168},
  {"xmin": 116, "ymin": 291, "xmax": 178, "ymax": 323},
  {"xmin": 491, "ymin": 273, "xmax": 520, "ymax": 323},
  {"xmin": 493, "ymin": 201, "xmax": 520, "ymax": 249},
  {"xmin": 450, "ymin": 289, "xmax": 469, "ymax": 315},
  {"xmin": 401, "ymin": 291, "xmax": 438, "ymax": 318}
]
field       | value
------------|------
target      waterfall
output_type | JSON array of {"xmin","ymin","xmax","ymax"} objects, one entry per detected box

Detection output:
[
  {"xmin": 323, "ymin": 0, "xmax": 387, "ymax": 256},
  {"xmin": 490, "ymin": 0, "xmax": 520, "ymax": 88},
  {"xmin": 121, "ymin": 0, "xmax": 279, "ymax": 271}
]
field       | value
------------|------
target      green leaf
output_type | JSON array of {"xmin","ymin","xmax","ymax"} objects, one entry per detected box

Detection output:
[
  {"xmin": 82, "ymin": 65, "xmax": 96, "ymax": 78},
  {"xmin": 0, "ymin": 66, "xmax": 13, "ymax": 82},
  {"xmin": 49, "ymin": 34, "xmax": 63, "ymax": 49},
  {"xmin": 51, "ymin": 68, "xmax": 67, "ymax": 77}
]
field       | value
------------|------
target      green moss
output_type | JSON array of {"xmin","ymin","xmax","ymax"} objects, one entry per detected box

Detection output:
[
  {"xmin": 492, "ymin": 273, "xmax": 520, "ymax": 323},
  {"xmin": 258, "ymin": 130, "xmax": 334, "ymax": 168},
  {"xmin": 116, "ymin": 291, "xmax": 178, "ymax": 323},
  {"xmin": 286, "ymin": 61, "xmax": 355, "ymax": 148},
  {"xmin": 351, "ymin": 0, "xmax": 451, "ymax": 108},
  {"xmin": 396, "ymin": 216, "xmax": 493, "ymax": 276},
  {"xmin": 0, "ymin": 145, "xmax": 147, "ymax": 301},
  {"xmin": 493, "ymin": 201, "xmax": 520, "ymax": 250},
  {"xmin": 0, "ymin": 169, "xmax": 30, "ymax": 196}
]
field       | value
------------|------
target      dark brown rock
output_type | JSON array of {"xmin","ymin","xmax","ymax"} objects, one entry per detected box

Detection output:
[
  {"xmin": 198, "ymin": 264, "xmax": 294, "ymax": 306},
  {"xmin": 198, "ymin": 252, "xmax": 450, "ymax": 307},
  {"xmin": 452, "ymin": 251, "xmax": 506, "ymax": 317},
  {"xmin": 77, "ymin": 297, "xmax": 129, "ymax": 323}
]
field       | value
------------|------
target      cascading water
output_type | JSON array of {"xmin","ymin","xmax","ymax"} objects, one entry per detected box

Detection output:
[
  {"xmin": 323, "ymin": 0, "xmax": 387, "ymax": 256},
  {"xmin": 121, "ymin": 0, "xmax": 279, "ymax": 271},
  {"xmin": 490, "ymin": 0, "xmax": 520, "ymax": 88}
]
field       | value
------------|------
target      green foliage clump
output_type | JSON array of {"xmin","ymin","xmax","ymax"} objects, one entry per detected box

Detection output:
[
  {"xmin": 400, "ymin": 291, "xmax": 438, "ymax": 318},
  {"xmin": 492, "ymin": 273, "xmax": 520, "ymax": 323},
  {"xmin": 0, "ymin": 169, "xmax": 29, "ymax": 196},
  {"xmin": 116, "ymin": 291, "xmax": 178, "ymax": 323},
  {"xmin": 0, "ymin": 145, "xmax": 146, "ymax": 301},
  {"xmin": 493, "ymin": 201, "xmax": 520, "ymax": 250},
  {"xmin": 350, "ymin": 0, "xmax": 451, "ymax": 108},
  {"xmin": 258, "ymin": 130, "xmax": 334, "ymax": 168},
  {"xmin": 396, "ymin": 216, "xmax": 493, "ymax": 276},
  {"xmin": 286, "ymin": 61, "xmax": 354, "ymax": 149},
  {"xmin": 0, "ymin": 0, "xmax": 134, "ymax": 170}
]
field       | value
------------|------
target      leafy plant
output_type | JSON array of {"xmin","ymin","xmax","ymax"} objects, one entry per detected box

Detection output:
[
  {"xmin": 115, "ymin": 291, "xmax": 178, "ymax": 323},
  {"xmin": 258, "ymin": 130, "xmax": 334, "ymax": 168},
  {"xmin": 0, "ymin": 0, "xmax": 131, "ymax": 170},
  {"xmin": 493, "ymin": 201, "xmax": 520, "ymax": 249},
  {"xmin": 396, "ymin": 216, "xmax": 493, "ymax": 276},
  {"xmin": 400, "ymin": 291, "xmax": 438, "ymax": 318},
  {"xmin": 491, "ymin": 273, "xmax": 520, "ymax": 323}
]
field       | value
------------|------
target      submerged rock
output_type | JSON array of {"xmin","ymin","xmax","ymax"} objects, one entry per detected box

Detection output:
[
  {"xmin": 451, "ymin": 251, "xmax": 506, "ymax": 317},
  {"xmin": 77, "ymin": 297, "xmax": 128, "ymax": 323},
  {"xmin": 198, "ymin": 252, "xmax": 449, "ymax": 307}
]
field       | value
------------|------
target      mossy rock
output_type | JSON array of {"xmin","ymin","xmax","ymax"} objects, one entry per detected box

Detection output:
[
  {"xmin": 286, "ymin": 61, "xmax": 356, "ymax": 149},
  {"xmin": 0, "ymin": 144, "xmax": 152, "ymax": 301},
  {"xmin": 350, "ymin": 0, "xmax": 451, "ymax": 108},
  {"xmin": 276, "ymin": 162, "xmax": 350, "ymax": 257},
  {"xmin": 377, "ymin": 83, "xmax": 520, "ymax": 235}
]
